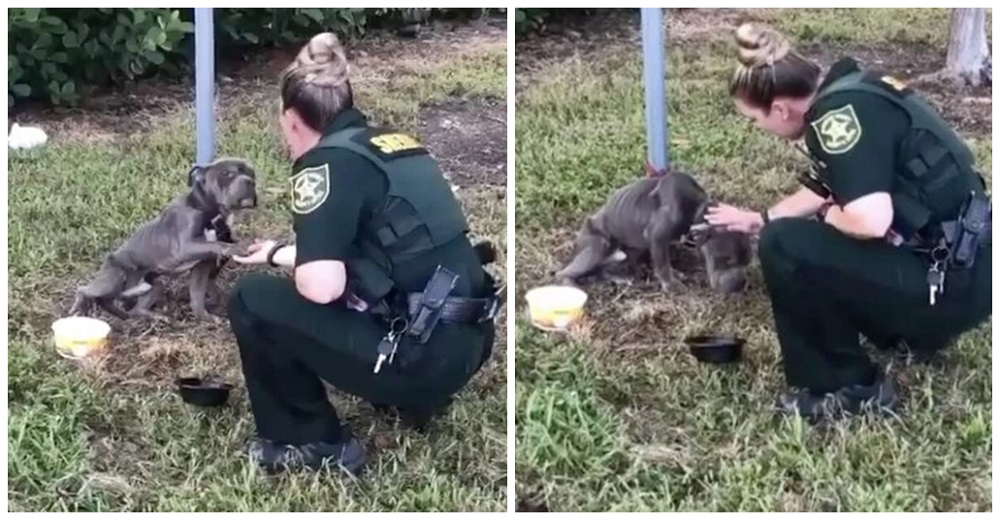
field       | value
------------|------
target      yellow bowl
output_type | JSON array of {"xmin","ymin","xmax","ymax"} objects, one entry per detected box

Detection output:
[
  {"xmin": 524, "ymin": 285, "xmax": 588, "ymax": 331},
  {"xmin": 51, "ymin": 316, "xmax": 111, "ymax": 359}
]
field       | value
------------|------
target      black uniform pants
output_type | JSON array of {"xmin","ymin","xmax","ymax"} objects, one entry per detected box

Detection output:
[
  {"xmin": 758, "ymin": 219, "xmax": 991, "ymax": 394},
  {"xmin": 227, "ymin": 273, "xmax": 490, "ymax": 445}
]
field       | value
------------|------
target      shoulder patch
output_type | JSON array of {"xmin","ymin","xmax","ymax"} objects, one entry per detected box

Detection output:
[
  {"xmin": 351, "ymin": 128, "xmax": 429, "ymax": 161},
  {"xmin": 289, "ymin": 164, "xmax": 330, "ymax": 215},
  {"xmin": 810, "ymin": 104, "xmax": 863, "ymax": 155}
]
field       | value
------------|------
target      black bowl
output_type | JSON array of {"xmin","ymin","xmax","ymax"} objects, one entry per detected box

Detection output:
[
  {"xmin": 684, "ymin": 335, "xmax": 744, "ymax": 364},
  {"xmin": 176, "ymin": 377, "xmax": 233, "ymax": 407}
]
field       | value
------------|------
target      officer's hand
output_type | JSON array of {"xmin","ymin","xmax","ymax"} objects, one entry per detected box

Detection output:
[
  {"xmin": 232, "ymin": 239, "xmax": 278, "ymax": 265},
  {"xmin": 704, "ymin": 204, "xmax": 763, "ymax": 234}
]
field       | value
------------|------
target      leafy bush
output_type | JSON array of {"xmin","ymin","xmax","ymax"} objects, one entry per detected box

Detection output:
[
  {"xmin": 9, "ymin": 8, "xmax": 192, "ymax": 107},
  {"xmin": 213, "ymin": 8, "xmax": 369, "ymax": 49},
  {"xmin": 8, "ymin": 7, "xmax": 500, "ymax": 108}
]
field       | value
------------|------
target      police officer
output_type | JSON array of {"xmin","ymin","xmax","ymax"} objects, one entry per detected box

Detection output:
[
  {"xmin": 227, "ymin": 32, "xmax": 502, "ymax": 475},
  {"xmin": 705, "ymin": 24, "xmax": 991, "ymax": 421}
]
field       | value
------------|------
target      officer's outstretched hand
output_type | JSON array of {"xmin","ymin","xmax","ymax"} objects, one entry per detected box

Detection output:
[
  {"xmin": 705, "ymin": 204, "xmax": 764, "ymax": 235},
  {"xmin": 232, "ymin": 239, "xmax": 278, "ymax": 265}
]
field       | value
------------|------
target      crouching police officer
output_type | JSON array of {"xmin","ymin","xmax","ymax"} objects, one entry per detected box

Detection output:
[
  {"xmin": 706, "ymin": 25, "xmax": 991, "ymax": 422},
  {"xmin": 227, "ymin": 32, "xmax": 502, "ymax": 475}
]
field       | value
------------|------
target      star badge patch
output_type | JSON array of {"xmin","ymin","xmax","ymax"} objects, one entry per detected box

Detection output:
[
  {"xmin": 290, "ymin": 164, "xmax": 330, "ymax": 214},
  {"xmin": 811, "ymin": 104, "xmax": 863, "ymax": 155}
]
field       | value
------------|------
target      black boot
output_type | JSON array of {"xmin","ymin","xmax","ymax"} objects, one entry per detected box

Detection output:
[
  {"xmin": 776, "ymin": 375, "xmax": 900, "ymax": 422},
  {"xmin": 249, "ymin": 428, "xmax": 367, "ymax": 477}
]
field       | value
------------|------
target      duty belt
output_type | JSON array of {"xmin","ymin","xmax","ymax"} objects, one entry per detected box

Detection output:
[
  {"xmin": 906, "ymin": 219, "xmax": 993, "ymax": 253},
  {"xmin": 909, "ymin": 192, "xmax": 991, "ymax": 307},
  {"xmin": 371, "ymin": 266, "xmax": 505, "ymax": 375},
  {"xmin": 405, "ymin": 290, "xmax": 503, "ymax": 325}
]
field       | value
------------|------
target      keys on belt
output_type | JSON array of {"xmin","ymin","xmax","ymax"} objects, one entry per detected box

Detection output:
[
  {"xmin": 373, "ymin": 317, "xmax": 407, "ymax": 374},
  {"xmin": 926, "ymin": 246, "xmax": 950, "ymax": 307}
]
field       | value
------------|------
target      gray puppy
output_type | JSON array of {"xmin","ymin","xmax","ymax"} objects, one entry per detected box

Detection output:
[
  {"xmin": 68, "ymin": 158, "xmax": 258, "ymax": 321},
  {"xmin": 556, "ymin": 170, "xmax": 752, "ymax": 295}
]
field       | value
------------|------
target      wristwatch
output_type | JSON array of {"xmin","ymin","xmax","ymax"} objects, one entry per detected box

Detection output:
[
  {"xmin": 266, "ymin": 242, "xmax": 286, "ymax": 267},
  {"xmin": 760, "ymin": 209, "xmax": 771, "ymax": 225}
]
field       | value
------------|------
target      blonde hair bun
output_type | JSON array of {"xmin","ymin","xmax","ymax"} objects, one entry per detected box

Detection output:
[
  {"xmin": 293, "ymin": 32, "xmax": 350, "ymax": 88},
  {"xmin": 735, "ymin": 23, "xmax": 790, "ymax": 69}
]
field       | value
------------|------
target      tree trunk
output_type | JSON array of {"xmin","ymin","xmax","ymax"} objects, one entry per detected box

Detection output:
[{"xmin": 945, "ymin": 8, "xmax": 991, "ymax": 87}]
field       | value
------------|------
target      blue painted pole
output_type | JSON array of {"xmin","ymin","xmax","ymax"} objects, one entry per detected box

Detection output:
[
  {"xmin": 195, "ymin": 8, "xmax": 215, "ymax": 165},
  {"xmin": 640, "ymin": 8, "xmax": 668, "ymax": 174}
]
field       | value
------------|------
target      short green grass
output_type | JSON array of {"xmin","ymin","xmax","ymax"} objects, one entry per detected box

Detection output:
[
  {"xmin": 8, "ymin": 35, "xmax": 507, "ymax": 512},
  {"xmin": 515, "ymin": 9, "xmax": 991, "ymax": 512}
]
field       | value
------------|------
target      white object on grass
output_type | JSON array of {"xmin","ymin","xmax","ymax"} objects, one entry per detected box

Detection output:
[
  {"xmin": 51, "ymin": 316, "xmax": 112, "ymax": 359},
  {"xmin": 524, "ymin": 285, "xmax": 589, "ymax": 332},
  {"xmin": 52, "ymin": 316, "xmax": 111, "ymax": 338},
  {"xmin": 8, "ymin": 123, "xmax": 48, "ymax": 149}
]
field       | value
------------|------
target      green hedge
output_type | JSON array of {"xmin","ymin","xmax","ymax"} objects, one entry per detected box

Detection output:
[{"xmin": 8, "ymin": 7, "xmax": 499, "ymax": 108}]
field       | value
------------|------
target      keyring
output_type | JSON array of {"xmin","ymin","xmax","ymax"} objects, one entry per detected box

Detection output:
[{"xmin": 930, "ymin": 246, "xmax": 951, "ymax": 264}]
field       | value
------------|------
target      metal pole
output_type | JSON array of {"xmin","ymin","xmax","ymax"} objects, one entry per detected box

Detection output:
[
  {"xmin": 195, "ymin": 8, "xmax": 215, "ymax": 165},
  {"xmin": 640, "ymin": 8, "xmax": 668, "ymax": 174}
]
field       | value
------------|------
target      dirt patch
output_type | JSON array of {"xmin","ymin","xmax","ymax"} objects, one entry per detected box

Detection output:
[{"xmin": 418, "ymin": 98, "xmax": 506, "ymax": 187}]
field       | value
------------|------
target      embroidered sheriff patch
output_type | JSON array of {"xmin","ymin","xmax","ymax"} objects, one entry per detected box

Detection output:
[
  {"xmin": 811, "ymin": 104, "xmax": 863, "ymax": 155},
  {"xmin": 290, "ymin": 164, "xmax": 330, "ymax": 214}
]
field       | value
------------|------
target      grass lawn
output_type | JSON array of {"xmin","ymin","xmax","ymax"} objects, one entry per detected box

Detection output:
[
  {"xmin": 514, "ymin": 8, "xmax": 991, "ymax": 512},
  {"xmin": 8, "ymin": 24, "xmax": 508, "ymax": 512}
]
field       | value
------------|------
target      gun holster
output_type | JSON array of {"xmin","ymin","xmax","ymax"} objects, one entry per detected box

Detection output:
[
  {"xmin": 405, "ymin": 265, "xmax": 459, "ymax": 344},
  {"xmin": 944, "ymin": 192, "xmax": 992, "ymax": 269}
]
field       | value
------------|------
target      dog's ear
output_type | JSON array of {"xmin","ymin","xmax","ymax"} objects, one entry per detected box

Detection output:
[{"xmin": 188, "ymin": 165, "xmax": 206, "ymax": 187}]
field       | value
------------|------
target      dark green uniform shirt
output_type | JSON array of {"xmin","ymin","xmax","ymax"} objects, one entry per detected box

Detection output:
[
  {"xmin": 804, "ymin": 58, "xmax": 911, "ymax": 207},
  {"xmin": 290, "ymin": 108, "xmax": 485, "ymax": 297},
  {"xmin": 292, "ymin": 108, "xmax": 380, "ymax": 267}
]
